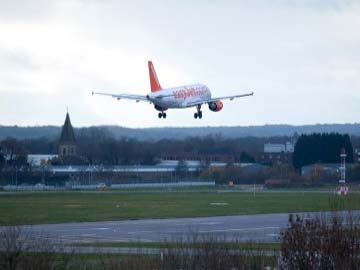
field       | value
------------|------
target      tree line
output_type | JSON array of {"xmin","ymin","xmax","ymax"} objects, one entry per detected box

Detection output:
[
  {"xmin": 1, "ymin": 127, "xmax": 296, "ymax": 165},
  {"xmin": 1, "ymin": 129, "xmax": 358, "ymax": 169},
  {"xmin": 1, "ymin": 130, "xmax": 360, "ymax": 186}
]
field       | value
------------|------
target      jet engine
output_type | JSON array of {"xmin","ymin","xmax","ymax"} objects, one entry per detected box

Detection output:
[
  {"xmin": 208, "ymin": 101, "xmax": 223, "ymax": 112},
  {"xmin": 154, "ymin": 105, "xmax": 168, "ymax": 111}
]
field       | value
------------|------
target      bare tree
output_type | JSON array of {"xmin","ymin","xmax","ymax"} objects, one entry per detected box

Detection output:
[
  {"xmin": 0, "ymin": 226, "xmax": 73, "ymax": 270},
  {"xmin": 0, "ymin": 226, "xmax": 26, "ymax": 270},
  {"xmin": 280, "ymin": 212, "xmax": 360, "ymax": 270}
]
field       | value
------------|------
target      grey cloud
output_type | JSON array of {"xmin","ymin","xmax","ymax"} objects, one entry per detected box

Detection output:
[
  {"xmin": 260, "ymin": 0, "xmax": 359, "ymax": 11},
  {"xmin": 0, "ymin": 0, "xmax": 54, "ymax": 21},
  {"xmin": 0, "ymin": 48, "xmax": 37, "ymax": 71},
  {"xmin": 0, "ymin": 0, "xmax": 359, "ymax": 126}
]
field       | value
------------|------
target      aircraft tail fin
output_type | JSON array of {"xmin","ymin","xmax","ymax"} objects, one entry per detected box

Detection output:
[{"xmin": 148, "ymin": 61, "xmax": 162, "ymax": 92}]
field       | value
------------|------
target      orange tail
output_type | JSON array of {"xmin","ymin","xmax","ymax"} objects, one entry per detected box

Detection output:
[{"xmin": 148, "ymin": 61, "xmax": 162, "ymax": 92}]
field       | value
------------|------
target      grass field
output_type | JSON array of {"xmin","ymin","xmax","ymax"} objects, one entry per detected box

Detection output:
[{"xmin": 1, "ymin": 190, "xmax": 360, "ymax": 225}]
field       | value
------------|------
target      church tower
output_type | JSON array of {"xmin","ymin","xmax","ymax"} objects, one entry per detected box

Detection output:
[{"xmin": 59, "ymin": 112, "xmax": 77, "ymax": 156}]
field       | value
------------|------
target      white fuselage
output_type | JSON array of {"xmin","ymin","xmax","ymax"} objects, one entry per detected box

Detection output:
[{"xmin": 147, "ymin": 83, "xmax": 211, "ymax": 109}]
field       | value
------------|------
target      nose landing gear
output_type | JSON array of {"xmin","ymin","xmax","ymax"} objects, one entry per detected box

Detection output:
[
  {"xmin": 194, "ymin": 105, "xmax": 202, "ymax": 119},
  {"xmin": 158, "ymin": 112, "xmax": 167, "ymax": 119}
]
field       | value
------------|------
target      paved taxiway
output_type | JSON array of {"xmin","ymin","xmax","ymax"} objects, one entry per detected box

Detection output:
[{"xmin": 18, "ymin": 212, "xmax": 330, "ymax": 244}]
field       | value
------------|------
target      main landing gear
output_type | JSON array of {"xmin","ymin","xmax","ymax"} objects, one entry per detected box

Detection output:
[
  {"xmin": 194, "ymin": 105, "xmax": 202, "ymax": 119},
  {"xmin": 158, "ymin": 112, "xmax": 167, "ymax": 119}
]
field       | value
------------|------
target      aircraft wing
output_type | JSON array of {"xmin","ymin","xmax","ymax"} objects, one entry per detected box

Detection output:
[
  {"xmin": 92, "ymin": 91, "xmax": 149, "ymax": 102},
  {"xmin": 187, "ymin": 91, "xmax": 254, "ymax": 107}
]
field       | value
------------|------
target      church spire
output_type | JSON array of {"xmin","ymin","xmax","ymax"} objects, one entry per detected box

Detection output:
[{"xmin": 59, "ymin": 112, "xmax": 77, "ymax": 156}]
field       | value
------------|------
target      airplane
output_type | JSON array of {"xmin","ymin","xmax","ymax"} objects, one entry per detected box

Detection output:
[{"xmin": 92, "ymin": 61, "xmax": 254, "ymax": 119}]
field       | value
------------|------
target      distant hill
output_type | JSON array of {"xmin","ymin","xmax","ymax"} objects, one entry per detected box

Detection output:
[
  {"xmin": 0, "ymin": 126, "xmax": 61, "ymax": 140},
  {"xmin": 0, "ymin": 123, "xmax": 359, "ymax": 141}
]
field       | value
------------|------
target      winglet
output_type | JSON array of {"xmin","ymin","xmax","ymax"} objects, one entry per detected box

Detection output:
[{"xmin": 148, "ymin": 61, "xmax": 162, "ymax": 92}]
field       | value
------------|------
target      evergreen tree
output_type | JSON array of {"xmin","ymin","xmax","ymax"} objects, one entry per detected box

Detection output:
[
  {"xmin": 239, "ymin": 151, "xmax": 255, "ymax": 163},
  {"xmin": 293, "ymin": 133, "xmax": 354, "ymax": 169},
  {"xmin": 175, "ymin": 159, "xmax": 188, "ymax": 178},
  {"xmin": 0, "ymin": 152, "xmax": 4, "ymax": 169}
]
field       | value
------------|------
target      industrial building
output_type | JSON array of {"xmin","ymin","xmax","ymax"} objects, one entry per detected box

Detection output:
[{"xmin": 259, "ymin": 142, "xmax": 294, "ymax": 165}]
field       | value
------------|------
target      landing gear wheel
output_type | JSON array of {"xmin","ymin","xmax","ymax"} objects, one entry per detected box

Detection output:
[
  {"xmin": 195, "ymin": 104, "xmax": 202, "ymax": 119},
  {"xmin": 162, "ymin": 113, "xmax": 167, "ymax": 119},
  {"xmin": 158, "ymin": 112, "xmax": 162, "ymax": 118}
]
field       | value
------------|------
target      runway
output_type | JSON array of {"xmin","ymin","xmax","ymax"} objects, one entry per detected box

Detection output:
[
  {"xmin": 2, "ymin": 210, "xmax": 357, "ymax": 255},
  {"xmin": 18, "ymin": 212, "xmax": 305, "ymax": 244}
]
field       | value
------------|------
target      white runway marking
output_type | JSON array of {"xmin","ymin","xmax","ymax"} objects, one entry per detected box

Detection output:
[
  {"xmin": 199, "ymin": 226, "xmax": 280, "ymax": 233},
  {"xmin": 266, "ymin": 233, "xmax": 280, "ymax": 237},
  {"xmin": 127, "ymin": 230, "xmax": 154, "ymax": 234},
  {"xmin": 80, "ymin": 234, "xmax": 97, "ymax": 237},
  {"xmin": 196, "ymin": 222, "xmax": 223, "ymax": 225}
]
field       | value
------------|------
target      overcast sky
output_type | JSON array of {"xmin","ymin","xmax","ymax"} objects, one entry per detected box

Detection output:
[{"xmin": 0, "ymin": 0, "xmax": 359, "ymax": 127}]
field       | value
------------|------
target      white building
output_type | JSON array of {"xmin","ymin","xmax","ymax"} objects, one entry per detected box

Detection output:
[
  {"xmin": 27, "ymin": 154, "xmax": 58, "ymax": 166},
  {"xmin": 355, "ymin": 148, "xmax": 360, "ymax": 163},
  {"xmin": 264, "ymin": 142, "xmax": 294, "ymax": 153}
]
